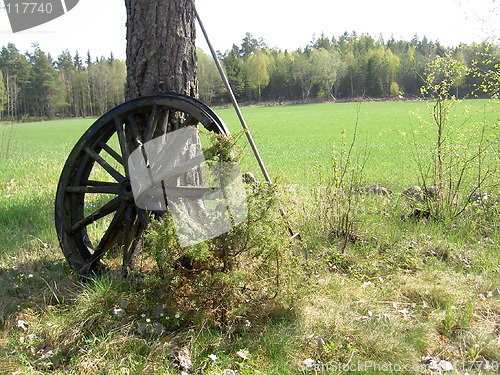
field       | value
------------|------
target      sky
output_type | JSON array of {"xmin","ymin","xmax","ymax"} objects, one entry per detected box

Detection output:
[{"xmin": 0, "ymin": 0, "xmax": 498, "ymax": 61}]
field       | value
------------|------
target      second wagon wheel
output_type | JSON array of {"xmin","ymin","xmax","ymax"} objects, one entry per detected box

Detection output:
[{"xmin": 55, "ymin": 94, "xmax": 229, "ymax": 277}]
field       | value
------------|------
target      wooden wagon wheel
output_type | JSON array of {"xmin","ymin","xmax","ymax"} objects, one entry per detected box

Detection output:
[{"xmin": 55, "ymin": 94, "xmax": 229, "ymax": 277}]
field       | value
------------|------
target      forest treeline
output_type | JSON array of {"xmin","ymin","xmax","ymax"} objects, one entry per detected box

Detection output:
[
  {"xmin": 201, "ymin": 32, "xmax": 499, "ymax": 105},
  {"xmin": 0, "ymin": 32, "xmax": 499, "ymax": 120},
  {"xmin": 0, "ymin": 44, "xmax": 125, "ymax": 120}
]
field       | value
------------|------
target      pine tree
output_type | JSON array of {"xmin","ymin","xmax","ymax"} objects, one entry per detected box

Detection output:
[
  {"xmin": 223, "ymin": 45, "xmax": 246, "ymax": 100},
  {"xmin": 26, "ymin": 45, "xmax": 66, "ymax": 118},
  {"xmin": 73, "ymin": 51, "xmax": 83, "ymax": 71}
]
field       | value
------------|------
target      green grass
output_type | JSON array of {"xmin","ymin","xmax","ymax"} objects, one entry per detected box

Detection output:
[
  {"xmin": 0, "ymin": 118, "xmax": 95, "ymax": 259},
  {"xmin": 2, "ymin": 99, "xmax": 496, "ymax": 259},
  {"xmin": 217, "ymin": 99, "xmax": 498, "ymax": 189},
  {"xmin": 0, "ymin": 99, "xmax": 498, "ymax": 374}
]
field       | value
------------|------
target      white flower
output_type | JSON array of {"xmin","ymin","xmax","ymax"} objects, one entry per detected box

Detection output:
[{"xmin": 208, "ymin": 354, "xmax": 218, "ymax": 362}]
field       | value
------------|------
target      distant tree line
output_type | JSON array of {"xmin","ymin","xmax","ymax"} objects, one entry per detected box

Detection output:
[
  {"xmin": 0, "ymin": 43, "xmax": 125, "ymax": 120},
  {"xmin": 199, "ymin": 32, "xmax": 499, "ymax": 105},
  {"xmin": 0, "ymin": 32, "xmax": 498, "ymax": 120}
]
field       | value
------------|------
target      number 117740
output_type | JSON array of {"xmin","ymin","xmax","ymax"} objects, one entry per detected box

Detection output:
[{"xmin": 6, "ymin": 2, "xmax": 54, "ymax": 14}]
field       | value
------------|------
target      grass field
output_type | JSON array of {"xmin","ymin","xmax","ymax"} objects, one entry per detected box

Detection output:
[
  {"xmin": 1, "ymin": 99, "xmax": 496, "ymax": 258},
  {"xmin": 217, "ymin": 99, "xmax": 498, "ymax": 189},
  {"xmin": 0, "ymin": 99, "xmax": 498, "ymax": 374}
]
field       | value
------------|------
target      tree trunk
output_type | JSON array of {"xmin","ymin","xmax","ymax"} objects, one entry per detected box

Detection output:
[
  {"xmin": 125, "ymin": 0, "xmax": 205, "ymax": 247},
  {"xmin": 125, "ymin": 0, "xmax": 198, "ymax": 100}
]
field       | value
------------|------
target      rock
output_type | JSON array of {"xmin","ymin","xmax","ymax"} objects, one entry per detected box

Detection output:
[
  {"xmin": 361, "ymin": 183, "xmax": 393, "ymax": 196},
  {"xmin": 223, "ymin": 370, "xmax": 237, "ymax": 375},
  {"xmin": 405, "ymin": 209, "xmax": 431, "ymax": 221},
  {"xmin": 34, "ymin": 349, "xmax": 60, "ymax": 370},
  {"xmin": 317, "ymin": 338, "xmax": 326, "ymax": 349},
  {"xmin": 421, "ymin": 355, "xmax": 454, "ymax": 372},
  {"xmin": 26, "ymin": 334, "xmax": 46, "ymax": 353},
  {"xmin": 424, "ymin": 185, "xmax": 440, "ymax": 199},
  {"xmin": 26, "ymin": 333, "xmax": 42, "ymax": 343},
  {"xmin": 470, "ymin": 190, "xmax": 498, "ymax": 208},
  {"xmin": 299, "ymin": 359, "xmax": 315, "ymax": 370},
  {"xmin": 137, "ymin": 344, "xmax": 151, "ymax": 356},
  {"xmin": 150, "ymin": 322, "xmax": 165, "ymax": 336},
  {"xmin": 402, "ymin": 186, "xmax": 425, "ymax": 201},
  {"xmin": 136, "ymin": 322, "xmax": 165, "ymax": 336},
  {"xmin": 137, "ymin": 324, "xmax": 149, "ymax": 336}
]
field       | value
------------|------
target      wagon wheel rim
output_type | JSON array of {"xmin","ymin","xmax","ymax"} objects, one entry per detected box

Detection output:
[{"xmin": 55, "ymin": 94, "xmax": 229, "ymax": 276}]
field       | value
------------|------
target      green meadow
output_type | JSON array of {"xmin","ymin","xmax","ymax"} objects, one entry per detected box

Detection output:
[
  {"xmin": 0, "ymin": 99, "xmax": 498, "ymax": 374},
  {"xmin": 2, "ymin": 99, "xmax": 496, "ymax": 257},
  {"xmin": 219, "ymin": 99, "xmax": 497, "ymax": 189}
]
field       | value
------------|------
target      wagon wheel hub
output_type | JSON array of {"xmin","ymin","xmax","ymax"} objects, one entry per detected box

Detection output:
[{"xmin": 119, "ymin": 179, "xmax": 135, "ymax": 205}]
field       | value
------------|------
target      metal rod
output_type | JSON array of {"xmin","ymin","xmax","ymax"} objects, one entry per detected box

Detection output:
[
  {"xmin": 190, "ymin": 0, "xmax": 272, "ymax": 185},
  {"xmin": 191, "ymin": 1, "xmax": 301, "ymax": 240}
]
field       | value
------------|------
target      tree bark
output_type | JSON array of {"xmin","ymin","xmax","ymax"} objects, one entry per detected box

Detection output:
[{"xmin": 125, "ymin": 0, "xmax": 198, "ymax": 100}]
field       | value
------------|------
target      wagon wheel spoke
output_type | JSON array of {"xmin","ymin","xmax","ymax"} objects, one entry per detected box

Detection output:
[
  {"xmin": 87, "ymin": 205, "xmax": 127, "ymax": 265},
  {"xmin": 84, "ymin": 146, "xmax": 125, "ymax": 182},
  {"xmin": 82, "ymin": 180, "xmax": 120, "ymax": 187},
  {"xmin": 181, "ymin": 115, "xmax": 198, "ymax": 128},
  {"xmin": 136, "ymin": 208, "xmax": 150, "ymax": 228},
  {"xmin": 122, "ymin": 206, "xmax": 138, "ymax": 272},
  {"xmin": 145, "ymin": 105, "xmax": 159, "ymax": 142},
  {"xmin": 160, "ymin": 109, "xmax": 170, "ymax": 134},
  {"xmin": 115, "ymin": 116, "xmax": 130, "ymax": 172},
  {"xmin": 98, "ymin": 142, "xmax": 124, "ymax": 166},
  {"xmin": 66, "ymin": 184, "xmax": 120, "ymax": 194},
  {"xmin": 126, "ymin": 115, "xmax": 144, "ymax": 148},
  {"xmin": 67, "ymin": 197, "xmax": 122, "ymax": 235}
]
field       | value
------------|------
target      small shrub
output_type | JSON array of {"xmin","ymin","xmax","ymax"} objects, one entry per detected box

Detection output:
[{"xmin": 143, "ymin": 180, "xmax": 301, "ymax": 328}]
